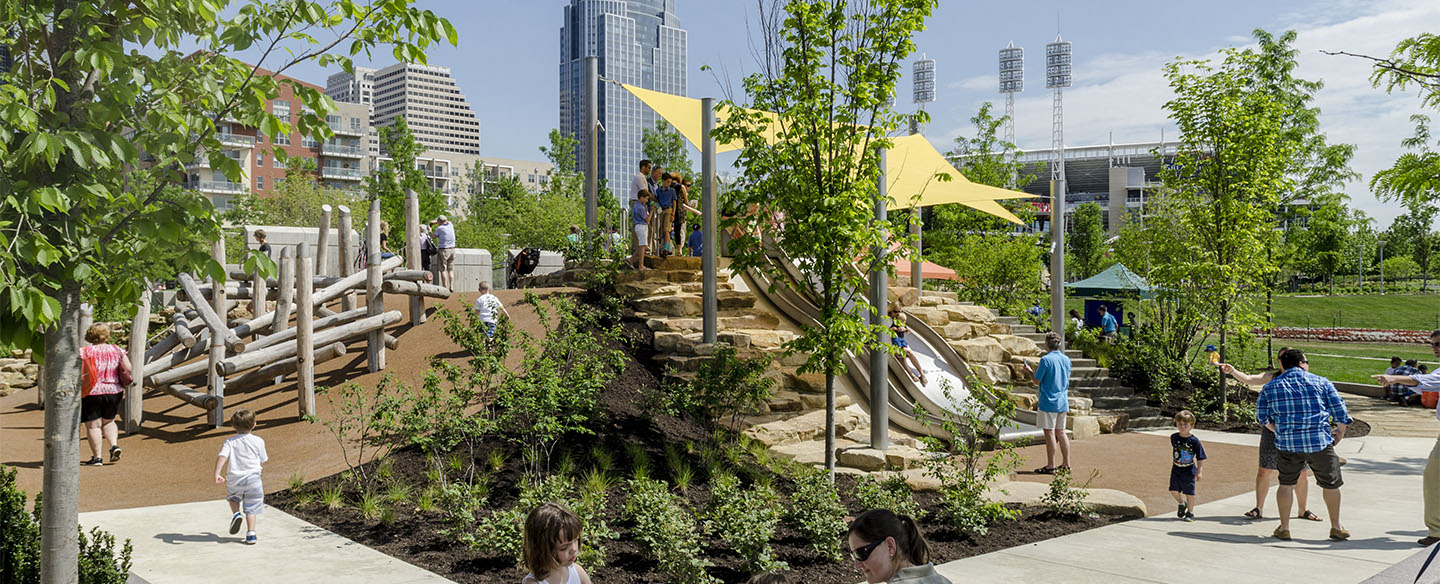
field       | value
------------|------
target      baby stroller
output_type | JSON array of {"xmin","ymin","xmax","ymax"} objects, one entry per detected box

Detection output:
[{"xmin": 507, "ymin": 247, "xmax": 541, "ymax": 289}]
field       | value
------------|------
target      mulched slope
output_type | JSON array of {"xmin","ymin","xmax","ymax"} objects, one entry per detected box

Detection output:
[{"xmin": 271, "ymin": 315, "xmax": 1130, "ymax": 584}]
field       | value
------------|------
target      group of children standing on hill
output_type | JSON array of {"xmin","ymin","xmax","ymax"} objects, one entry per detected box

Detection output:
[{"xmin": 629, "ymin": 159, "xmax": 699, "ymax": 271}]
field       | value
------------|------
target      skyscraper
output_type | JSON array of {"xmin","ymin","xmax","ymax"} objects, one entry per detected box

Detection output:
[
  {"xmin": 560, "ymin": 0, "xmax": 687, "ymax": 199},
  {"xmin": 331, "ymin": 62, "xmax": 481, "ymax": 156}
]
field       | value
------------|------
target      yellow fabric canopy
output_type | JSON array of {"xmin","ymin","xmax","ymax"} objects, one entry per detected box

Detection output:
[{"xmin": 619, "ymin": 83, "xmax": 1030, "ymax": 224}]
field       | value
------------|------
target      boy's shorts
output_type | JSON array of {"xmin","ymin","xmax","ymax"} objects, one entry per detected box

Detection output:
[
  {"xmin": 226, "ymin": 473, "xmax": 265, "ymax": 515},
  {"xmin": 1169, "ymin": 466, "xmax": 1197, "ymax": 496},
  {"xmin": 634, "ymin": 224, "xmax": 649, "ymax": 247}
]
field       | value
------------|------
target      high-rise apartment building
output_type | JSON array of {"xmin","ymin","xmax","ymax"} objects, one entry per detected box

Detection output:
[
  {"xmin": 326, "ymin": 66, "xmax": 376, "ymax": 106},
  {"xmin": 366, "ymin": 62, "xmax": 481, "ymax": 156},
  {"xmin": 560, "ymin": 0, "xmax": 687, "ymax": 200}
]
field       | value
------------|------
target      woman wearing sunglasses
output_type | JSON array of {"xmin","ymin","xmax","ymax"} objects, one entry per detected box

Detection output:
[{"xmin": 847, "ymin": 509, "xmax": 951, "ymax": 583}]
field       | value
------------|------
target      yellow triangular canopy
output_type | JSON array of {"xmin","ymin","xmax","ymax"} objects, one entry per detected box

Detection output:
[{"xmin": 619, "ymin": 83, "xmax": 1031, "ymax": 224}]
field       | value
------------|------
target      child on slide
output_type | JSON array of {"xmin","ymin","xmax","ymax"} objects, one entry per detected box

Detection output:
[{"xmin": 889, "ymin": 308, "xmax": 928, "ymax": 386}]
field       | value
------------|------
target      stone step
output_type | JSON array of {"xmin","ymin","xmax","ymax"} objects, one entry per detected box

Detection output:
[
  {"xmin": 1071, "ymin": 376, "xmax": 1121, "ymax": 389},
  {"xmin": 1128, "ymin": 416, "xmax": 1173, "ymax": 429},
  {"xmin": 995, "ymin": 316, "xmax": 1021, "ymax": 325},
  {"xmin": 1017, "ymin": 332, "xmax": 1048, "ymax": 343},
  {"xmin": 1073, "ymin": 385, "xmax": 1137, "ymax": 398},
  {"xmin": 1063, "ymin": 349, "xmax": 1084, "ymax": 358},
  {"xmin": 1071, "ymin": 366, "xmax": 1109, "ymax": 379},
  {"xmin": 1091, "ymin": 395, "xmax": 1148, "ymax": 410},
  {"xmin": 1009, "ymin": 324, "xmax": 1037, "ymax": 334},
  {"xmin": 717, "ymin": 289, "xmax": 756, "ymax": 310},
  {"xmin": 679, "ymin": 281, "xmax": 736, "ymax": 294},
  {"xmin": 1069, "ymin": 357, "xmax": 1098, "ymax": 368}
]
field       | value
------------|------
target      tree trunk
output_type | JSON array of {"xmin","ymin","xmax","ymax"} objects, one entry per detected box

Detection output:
[
  {"xmin": 824, "ymin": 370, "xmax": 836, "ymax": 475},
  {"xmin": 1266, "ymin": 288, "xmax": 1274, "ymax": 370},
  {"xmin": 41, "ymin": 283, "xmax": 82, "ymax": 584},
  {"xmin": 1219, "ymin": 301, "xmax": 1229, "ymax": 423}
]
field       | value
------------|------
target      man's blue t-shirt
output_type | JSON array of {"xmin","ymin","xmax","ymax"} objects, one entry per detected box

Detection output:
[
  {"xmin": 1101, "ymin": 312, "xmax": 1118, "ymax": 333},
  {"xmin": 687, "ymin": 229, "xmax": 703, "ymax": 256},
  {"xmin": 631, "ymin": 200, "xmax": 648, "ymax": 225},
  {"xmin": 1033, "ymin": 350, "xmax": 1071, "ymax": 413},
  {"xmin": 655, "ymin": 186, "xmax": 676, "ymax": 208}
]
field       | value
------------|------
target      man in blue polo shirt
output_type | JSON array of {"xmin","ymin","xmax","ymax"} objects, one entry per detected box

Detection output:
[
  {"xmin": 654, "ymin": 173, "xmax": 677, "ymax": 256},
  {"xmin": 1023, "ymin": 332, "xmax": 1072, "ymax": 474},
  {"xmin": 1374, "ymin": 329, "xmax": 1440, "ymax": 547},
  {"xmin": 1259, "ymin": 348, "xmax": 1352, "ymax": 542},
  {"xmin": 1098, "ymin": 304, "xmax": 1118, "ymax": 342}
]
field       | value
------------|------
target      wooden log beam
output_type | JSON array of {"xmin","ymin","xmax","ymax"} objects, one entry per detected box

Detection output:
[
  {"xmin": 380, "ymin": 280, "xmax": 453, "ymax": 299},
  {"xmin": 125, "ymin": 285, "xmax": 151, "ymax": 432},
  {"xmin": 144, "ymin": 331, "xmax": 184, "ymax": 363},
  {"xmin": 184, "ymin": 300, "xmax": 237, "ymax": 324},
  {"xmin": 366, "ymin": 199, "xmax": 385, "ymax": 372},
  {"xmin": 296, "ymin": 242, "xmax": 317, "ymax": 417},
  {"xmin": 317, "ymin": 204, "xmax": 333, "ymax": 278},
  {"xmin": 384, "ymin": 333, "xmax": 399, "ymax": 351},
  {"xmin": 245, "ymin": 306, "xmax": 368, "ymax": 353},
  {"xmin": 215, "ymin": 310, "xmax": 402, "ymax": 377},
  {"xmin": 384, "ymin": 270, "xmax": 432, "ymax": 283},
  {"xmin": 271, "ymin": 246, "xmax": 296, "ymax": 386},
  {"xmin": 228, "ymin": 342, "xmax": 347, "ymax": 392},
  {"xmin": 161, "ymin": 384, "xmax": 219, "ymax": 410},
  {"xmin": 172, "ymin": 314, "xmax": 197, "ymax": 348},
  {"xmin": 317, "ymin": 255, "xmax": 402, "ymax": 308},
  {"xmin": 178, "ymin": 273, "xmax": 245, "ymax": 354}
]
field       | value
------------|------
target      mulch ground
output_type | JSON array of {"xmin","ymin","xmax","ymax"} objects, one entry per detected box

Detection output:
[
  {"xmin": 0, "ymin": 289, "xmax": 575, "ymax": 511},
  {"xmin": 1152, "ymin": 373, "xmax": 1372, "ymax": 437},
  {"xmin": 269, "ymin": 316, "xmax": 1129, "ymax": 584}
]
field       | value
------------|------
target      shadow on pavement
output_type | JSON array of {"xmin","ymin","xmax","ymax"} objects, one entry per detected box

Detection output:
[
  {"xmin": 1341, "ymin": 457, "xmax": 1427, "ymax": 476},
  {"xmin": 1167, "ymin": 530, "xmax": 1421, "ymax": 551},
  {"xmin": 153, "ymin": 532, "xmax": 241, "ymax": 545}
]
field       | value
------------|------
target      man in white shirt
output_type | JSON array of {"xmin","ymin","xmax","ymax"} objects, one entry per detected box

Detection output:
[
  {"xmin": 471, "ymin": 281, "xmax": 511, "ymax": 338},
  {"xmin": 434, "ymin": 215, "xmax": 457, "ymax": 291},
  {"xmin": 1374, "ymin": 329, "xmax": 1440, "ymax": 547},
  {"xmin": 631, "ymin": 159, "xmax": 651, "ymax": 203}
]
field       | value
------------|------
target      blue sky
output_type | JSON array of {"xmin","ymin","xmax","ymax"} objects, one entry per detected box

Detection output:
[{"xmin": 260, "ymin": 0, "xmax": 1439, "ymax": 228}]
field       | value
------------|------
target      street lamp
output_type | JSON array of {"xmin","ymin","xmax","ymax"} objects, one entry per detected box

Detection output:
[{"xmin": 1379, "ymin": 240, "xmax": 1387, "ymax": 295}]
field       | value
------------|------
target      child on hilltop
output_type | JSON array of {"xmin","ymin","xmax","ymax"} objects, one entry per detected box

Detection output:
[
  {"xmin": 215, "ymin": 408, "xmax": 268, "ymax": 544},
  {"xmin": 1169, "ymin": 410, "xmax": 1206, "ymax": 522},
  {"xmin": 522, "ymin": 502, "xmax": 594, "ymax": 584},
  {"xmin": 888, "ymin": 307, "xmax": 928, "ymax": 386}
]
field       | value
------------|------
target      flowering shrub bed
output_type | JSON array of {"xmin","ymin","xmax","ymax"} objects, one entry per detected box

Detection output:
[{"xmin": 1267, "ymin": 327, "xmax": 1430, "ymax": 344}]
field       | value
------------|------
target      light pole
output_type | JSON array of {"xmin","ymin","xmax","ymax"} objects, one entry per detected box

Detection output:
[{"xmin": 1379, "ymin": 240, "xmax": 1387, "ymax": 295}]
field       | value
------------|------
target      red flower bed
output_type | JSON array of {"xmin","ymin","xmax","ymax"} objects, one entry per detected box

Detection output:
[{"xmin": 1267, "ymin": 327, "xmax": 1430, "ymax": 344}]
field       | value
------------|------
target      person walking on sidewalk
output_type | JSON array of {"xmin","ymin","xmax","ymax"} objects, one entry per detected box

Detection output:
[
  {"xmin": 215, "ymin": 409, "xmax": 268, "ymax": 545},
  {"xmin": 1023, "ymin": 332, "xmax": 1071, "ymax": 474},
  {"xmin": 1374, "ymin": 329, "xmax": 1440, "ymax": 546},
  {"xmin": 1259, "ymin": 348, "xmax": 1353, "ymax": 541},
  {"xmin": 1221, "ymin": 350, "xmax": 1324, "ymax": 524}
]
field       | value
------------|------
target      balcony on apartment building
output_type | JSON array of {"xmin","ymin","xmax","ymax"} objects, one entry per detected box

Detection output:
[
  {"xmin": 190, "ymin": 149, "xmax": 245, "ymax": 169},
  {"xmin": 329, "ymin": 122, "xmax": 365, "ymax": 137},
  {"xmin": 321, "ymin": 166, "xmax": 364, "ymax": 181},
  {"xmin": 215, "ymin": 132, "xmax": 256, "ymax": 148},
  {"xmin": 188, "ymin": 180, "xmax": 247, "ymax": 195},
  {"xmin": 321, "ymin": 142, "xmax": 365, "ymax": 159}
]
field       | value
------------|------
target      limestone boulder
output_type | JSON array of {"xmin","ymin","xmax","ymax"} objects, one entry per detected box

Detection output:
[
  {"xmin": 981, "ymin": 482, "xmax": 1146, "ymax": 518},
  {"xmin": 884, "ymin": 445, "xmax": 927, "ymax": 470},
  {"xmin": 1012, "ymin": 392, "xmax": 1039, "ymax": 410},
  {"xmin": 617, "ymin": 279, "xmax": 680, "ymax": 298},
  {"xmin": 949, "ymin": 337, "xmax": 1006, "ymax": 363},
  {"xmin": 993, "ymin": 334, "xmax": 1043, "ymax": 358},
  {"xmin": 747, "ymin": 330, "xmax": 797, "ymax": 349},
  {"xmin": 716, "ymin": 290, "xmax": 757, "ymax": 310},
  {"xmin": 1067, "ymin": 414, "xmax": 1101, "ymax": 440},
  {"xmin": 917, "ymin": 296, "xmax": 945, "ymax": 307},
  {"xmin": 904, "ymin": 307, "xmax": 949, "ymax": 327},
  {"xmin": 940, "ymin": 304, "xmax": 997, "ymax": 324},
  {"xmin": 970, "ymin": 363, "xmax": 1011, "ymax": 385},
  {"xmin": 837, "ymin": 447, "xmax": 888, "ymax": 471},
  {"xmin": 920, "ymin": 290, "xmax": 958, "ymax": 302},
  {"xmin": 1083, "ymin": 488, "xmax": 1148, "ymax": 518},
  {"xmin": 720, "ymin": 312, "xmax": 780, "ymax": 330},
  {"xmin": 1096, "ymin": 413, "xmax": 1130, "ymax": 434},
  {"xmin": 900, "ymin": 468, "xmax": 942, "ymax": 492},
  {"xmin": 654, "ymin": 332, "xmax": 684, "ymax": 353},
  {"xmin": 768, "ymin": 391, "xmax": 804, "ymax": 412},
  {"xmin": 800, "ymin": 392, "xmax": 852, "ymax": 410},
  {"xmin": 631, "ymin": 294, "xmax": 701, "ymax": 317},
  {"xmin": 940, "ymin": 322, "xmax": 983, "ymax": 340},
  {"xmin": 887, "ymin": 286, "xmax": 920, "ymax": 307}
]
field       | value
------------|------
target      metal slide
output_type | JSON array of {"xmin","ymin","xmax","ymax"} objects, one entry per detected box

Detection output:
[{"xmin": 743, "ymin": 242, "xmax": 1042, "ymax": 443}]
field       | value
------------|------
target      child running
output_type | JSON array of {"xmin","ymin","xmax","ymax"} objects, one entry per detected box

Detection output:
[
  {"xmin": 1169, "ymin": 410, "xmax": 1206, "ymax": 522},
  {"xmin": 215, "ymin": 408, "xmax": 268, "ymax": 544},
  {"xmin": 889, "ymin": 307, "xmax": 928, "ymax": 386},
  {"xmin": 522, "ymin": 502, "xmax": 594, "ymax": 584}
]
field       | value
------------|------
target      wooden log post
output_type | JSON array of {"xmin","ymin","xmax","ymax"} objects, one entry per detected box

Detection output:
[
  {"xmin": 405, "ymin": 188, "xmax": 424, "ymax": 325},
  {"xmin": 215, "ymin": 310, "xmax": 401, "ymax": 377},
  {"xmin": 228, "ymin": 342, "xmax": 347, "ymax": 392},
  {"xmin": 366, "ymin": 200, "xmax": 385, "ymax": 372},
  {"xmin": 272, "ymin": 246, "xmax": 295, "ymax": 386},
  {"xmin": 172, "ymin": 314, "xmax": 197, "ymax": 348},
  {"xmin": 162, "ymin": 384, "xmax": 219, "ymax": 410},
  {"xmin": 296, "ymin": 242, "xmax": 316, "ymax": 417},
  {"xmin": 317, "ymin": 204, "xmax": 333, "ymax": 278},
  {"xmin": 124, "ymin": 286, "xmax": 150, "ymax": 433},
  {"xmin": 337, "ymin": 205, "xmax": 355, "ymax": 311},
  {"xmin": 249, "ymin": 230, "xmax": 268, "ymax": 329},
  {"xmin": 207, "ymin": 239, "xmax": 226, "ymax": 427}
]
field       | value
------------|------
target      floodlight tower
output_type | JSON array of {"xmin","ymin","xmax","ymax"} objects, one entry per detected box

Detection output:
[
  {"xmin": 909, "ymin": 55, "xmax": 935, "ymax": 288},
  {"xmin": 998, "ymin": 42, "xmax": 1024, "ymax": 187},
  {"xmin": 1045, "ymin": 34, "xmax": 1072, "ymax": 341}
]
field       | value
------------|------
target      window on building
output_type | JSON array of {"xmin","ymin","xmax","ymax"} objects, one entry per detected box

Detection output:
[
  {"xmin": 275, "ymin": 132, "xmax": 290, "ymax": 146},
  {"xmin": 351, "ymin": 117, "xmax": 362, "ymax": 131},
  {"xmin": 257, "ymin": 152, "xmax": 264, "ymax": 166},
  {"xmin": 256, "ymin": 176, "xmax": 264, "ymax": 190}
]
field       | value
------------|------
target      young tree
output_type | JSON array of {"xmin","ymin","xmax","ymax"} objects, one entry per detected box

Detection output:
[
  {"xmin": 932, "ymin": 101, "xmax": 1038, "ymax": 239},
  {"xmin": 0, "ymin": 3, "xmax": 454, "ymax": 581},
  {"xmin": 366, "ymin": 116, "xmax": 449, "ymax": 240},
  {"xmin": 1067, "ymin": 202, "xmax": 1108, "ymax": 279},
  {"xmin": 1159, "ymin": 48, "xmax": 1293, "ymax": 374},
  {"xmin": 714, "ymin": 0, "xmax": 934, "ymax": 473},
  {"xmin": 642, "ymin": 119, "xmax": 696, "ymax": 181}
]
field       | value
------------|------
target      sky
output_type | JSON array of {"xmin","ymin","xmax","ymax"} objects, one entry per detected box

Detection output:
[{"xmin": 259, "ymin": 0, "xmax": 1440, "ymax": 229}]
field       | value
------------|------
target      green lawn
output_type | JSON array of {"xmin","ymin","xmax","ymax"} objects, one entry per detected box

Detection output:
[
  {"xmin": 1226, "ymin": 340, "xmax": 1435, "ymax": 386},
  {"xmin": 1064, "ymin": 294, "xmax": 1440, "ymax": 331}
]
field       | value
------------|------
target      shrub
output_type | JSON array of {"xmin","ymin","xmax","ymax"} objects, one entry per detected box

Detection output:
[
  {"xmin": 466, "ymin": 475, "xmax": 617, "ymax": 570},
  {"xmin": 914, "ymin": 380, "xmax": 1022, "ymax": 535},
  {"xmin": 785, "ymin": 469, "xmax": 847, "ymax": 563},
  {"xmin": 1041, "ymin": 467, "xmax": 1094, "ymax": 517},
  {"xmin": 624, "ymin": 478, "xmax": 718, "ymax": 584},
  {"xmin": 852, "ymin": 474, "xmax": 924, "ymax": 521},
  {"xmin": 653, "ymin": 344, "xmax": 774, "ymax": 432},
  {"xmin": 705, "ymin": 473, "xmax": 787, "ymax": 574},
  {"xmin": 306, "ymin": 374, "xmax": 409, "ymax": 489},
  {"xmin": 0, "ymin": 468, "xmax": 133, "ymax": 584}
]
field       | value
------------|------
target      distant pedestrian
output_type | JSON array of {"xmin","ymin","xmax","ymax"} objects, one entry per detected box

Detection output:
[
  {"xmin": 215, "ymin": 408, "xmax": 267, "ymax": 545},
  {"xmin": 632, "ymin": 160, "xmax": 652, "ymax": 205},
  {"xmin": 847, "ymin": 509, "xmax": 950, "ymax": 584},
  {"xmin": 687, "ymin": 222, "xmax": 703, "ymax": 257},
  {"xmin": 80, "ymin": 324, "xmax": 131, "ymax": 467},
  {"xmin": 1068, "ymin": 309, "xmax": 1083, "ymax": 335},
  {"xmin": 631, "ymin": 190, "xmax": 651, "ymax": 271},
  {"xmin": 522, "ymin": 502, "xmax": 595, "ymax": 584},
  {"xmin": 419, "ymin": 223, "xmax": 436, "ymax": 277},
  {"xmin": 1389, "ymin": 358, "xmax": 1421, "ymax": 402},
  {"xmin": 1168, "ymin": 410, "xmax": 1207, "ymax": 522},
  {"xmin": 1259, "ymin": 348, "xmax": 1352, "ymax": 541},
  {"xmin": 1098, "ymin": 304, "xmax": 1118, "ymax": 342},
  {"xmin": 377, "ymin": 221, "xmax": 397, "ymax": 259},
  {"xmin": 1027, "ymin": 301, "xmax": 1044, "ymax": 317},
  {"xmin": 1023, "ymin": 332, "xmax": 1071, "ymax": 474},
  {"xmin": 609, "ymin": 225, "xmax": 624, "ymax": 254},
  {"xmin": 654, "ymin": 173, "xmax": 678, "ymax": 256},
  {"xmin": 254, "ymin": 229, "xmax": 271, "ymax": 258},
  {"xmin": 434, "ymin": 215, "xmax": 457, "ymax": 291},
  {"xmin": 471, "ymin": 281, "xmax": 510, "ymax": 338},
  {"xmin": 1373, "ymin": 329, "xmax": 1440, "ymax": 546}
]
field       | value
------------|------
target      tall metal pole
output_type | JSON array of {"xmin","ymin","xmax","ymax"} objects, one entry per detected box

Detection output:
[
  {"xmin": 870, "ymin": 146, "xmax": 890, "ymax": 451},
  {"xmin": 1050, "ymin": 179, "xmax": 1066, "ymax": 340},
  {"xmin": 584, "ymin": 56, "xmax": 599, "ymax": 230},
  {"xmin": 908, "ymin": 119, "xmax": 922, "ymax": 291},
  {"xmin": 701, "ymin": 97, "xmax": 718, "ymax": 344}
]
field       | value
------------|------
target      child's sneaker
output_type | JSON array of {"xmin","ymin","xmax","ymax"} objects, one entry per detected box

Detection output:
[
  {"xmin": 1176, "ymin": 503, "xmax": 1187, "ymax": 518},
  {"xmin": 1184, "ymin": 512, "xmax": 1196, "ymax": 522},
  {"xmin": 245, "ymin": 531, "xmax": 257, "ymax": 545},
  {"xmin": 229, "ymin": 512, "xmax": 243, "ymax": 535}
]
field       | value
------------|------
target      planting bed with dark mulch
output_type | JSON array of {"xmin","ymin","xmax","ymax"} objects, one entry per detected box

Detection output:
[
  {"xmin": 1150, "ymin": 373, "xmax": 1371, "ymax": 438},
  {"xmin": 270, "ymin": 312, "xmax": 1130, "ymax": 584}
]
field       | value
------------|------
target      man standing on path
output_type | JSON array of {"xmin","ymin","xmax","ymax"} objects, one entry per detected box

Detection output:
[
  {"xmin": 632, "ymin": 160, "xmax": 651, "ymax": 204},
  {"xmin": 1374, "ymin": 329, "xmax": 1440, "ymax": 546},
  {"xmin": 1260, "ymin": 348, "xmax": 1352, "ymax": 541},
  {"xmin": 1023, "ymin": 332, "xmax": 1071, "ymax": 474},
  {"xmin": 1098, "ymin": 305, "xmax": 1118, "ymax": 342},
  {"xmin": 434, "ymin": 215, "xmax": 457, "ymax": 291}
]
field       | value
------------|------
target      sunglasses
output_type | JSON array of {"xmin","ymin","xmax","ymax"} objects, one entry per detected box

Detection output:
[{"xmin": 850, "ymin": 539, "xmax": 884, "ymax": 562}]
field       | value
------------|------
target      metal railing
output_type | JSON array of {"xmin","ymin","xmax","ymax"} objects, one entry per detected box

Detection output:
[
  {"xmin": 321, "ymin": 166, "xmax": 363, "ymax": 180},
  {"xmin": 322, "ymin": 143, "xmax": 364, "ymax": 157},
  {"xmin": 190, "ymin": 180, "xmax": 246, "ymax": 194},
  {"xmin": 329, "ymin": 123, "xmax": 365, "ymax": 137},
  {"xmin": 215, "ymin": 132, "xmax": 255, "ymax": 148}
]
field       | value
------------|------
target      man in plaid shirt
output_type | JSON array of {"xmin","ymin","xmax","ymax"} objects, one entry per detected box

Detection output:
[
  {"xmin": 1257, "ymin": 348, "xmax": 1352, "ymax": 542},
  {"xmin": 1374, "ymin": 329, "xmax": 1440, "ymax": 547}
]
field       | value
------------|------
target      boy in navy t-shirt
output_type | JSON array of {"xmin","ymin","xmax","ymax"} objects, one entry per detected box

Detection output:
[{"xmin": 1169, "ymin": 410, "xmax": 1207, "ymax": 522}]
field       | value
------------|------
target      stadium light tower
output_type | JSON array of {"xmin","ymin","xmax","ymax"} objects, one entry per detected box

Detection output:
[
  {"xmin": 1045, "ymin": 34, "xmax": 1072, "ymax": 342},
  {"xmin": 998, "ymin": 41, "xmax": 1024, "ymax": 187},
  {"xmin": 912, "ymin": 55, "xmax": 936, "ymax": 130}
]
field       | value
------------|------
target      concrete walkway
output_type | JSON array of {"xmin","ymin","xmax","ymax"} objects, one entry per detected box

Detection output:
[
  {"xmin": 933, "ymin": 431, "xmax": 1433, "ymax": 584},
  {"xmin": 80, "ymin": 501, "xmax": 454, "ymax": 584}
]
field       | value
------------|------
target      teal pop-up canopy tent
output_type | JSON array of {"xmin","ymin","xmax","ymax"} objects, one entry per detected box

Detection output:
[{"xmin": 1065, "ymin": 264, "xmax": 1156, "ymax": 299}]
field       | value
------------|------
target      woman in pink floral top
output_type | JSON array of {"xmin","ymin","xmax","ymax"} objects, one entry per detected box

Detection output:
[{"xmin": 80, "ymin": 324, "xmax": 131, "ymax": 466}]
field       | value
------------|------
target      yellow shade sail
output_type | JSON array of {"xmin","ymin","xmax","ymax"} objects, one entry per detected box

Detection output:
[{"xmin": 618, "ymin": 83, "xmax": 1031, "ymax": 225}]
